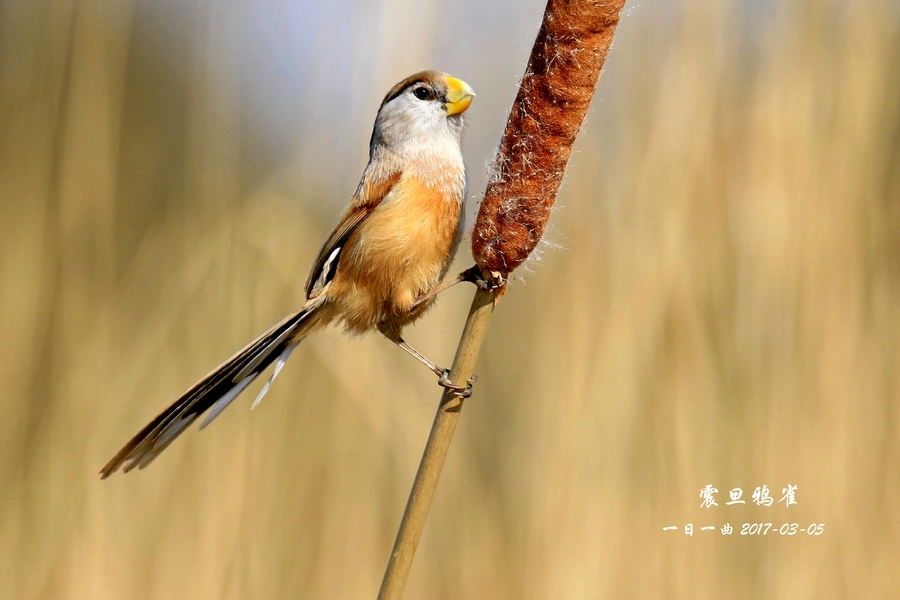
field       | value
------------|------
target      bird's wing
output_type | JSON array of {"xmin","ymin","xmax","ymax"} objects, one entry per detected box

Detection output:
[{"xmin": 305, "ymin": 170, "xmax": 401, "ymax": 299}]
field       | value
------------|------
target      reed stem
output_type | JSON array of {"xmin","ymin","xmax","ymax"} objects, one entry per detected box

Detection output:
[{"xmin": 377, "ymin": 285, "xmax": 496, "ymax": 600}]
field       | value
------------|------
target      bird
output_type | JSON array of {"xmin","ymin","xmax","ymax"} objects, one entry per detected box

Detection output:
[{"xmin": 100, "ymin": 71, "xmax": 475, "ymax": 478}]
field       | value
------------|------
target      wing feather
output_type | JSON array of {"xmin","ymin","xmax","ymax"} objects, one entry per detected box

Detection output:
[{"xmin": 304, "ymin": 171, "xmax": 401, "ymax": 298}]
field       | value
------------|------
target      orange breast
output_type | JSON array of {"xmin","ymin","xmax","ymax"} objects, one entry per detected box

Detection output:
[{"xmin": 329, "ymin": 173, "xmax": 463, "ymax": 334}]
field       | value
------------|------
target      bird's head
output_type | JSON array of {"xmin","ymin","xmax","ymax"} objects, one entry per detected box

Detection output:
[{"xmin": 370, "ymin": 71, "xmax": 475, "ymax": 154}]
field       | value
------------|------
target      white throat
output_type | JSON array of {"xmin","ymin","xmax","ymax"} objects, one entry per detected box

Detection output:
[{"xmin": 370, "ymin": 94, "xmax": 466, "ymax": 194}]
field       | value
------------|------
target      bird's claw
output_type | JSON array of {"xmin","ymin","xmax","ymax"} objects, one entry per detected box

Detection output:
[
  {"xmin": 475, "ymin": 274, "xmax": 505, "ymax": 291},
  {"xmin": 436, "ymin": 368, "xmax": 477, "ymax": 398},
  {"xmin": 460, "ymin": 266, "xmax": 506, "ymax": 292}
]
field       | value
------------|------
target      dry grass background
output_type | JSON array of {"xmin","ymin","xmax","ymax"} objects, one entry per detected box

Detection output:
[{"xmin": 1, "ymin": 0, "xmax": 899, "ymax": 598}]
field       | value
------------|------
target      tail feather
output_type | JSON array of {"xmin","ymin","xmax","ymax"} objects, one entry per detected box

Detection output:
[
  {"xmin": 250, "ymin": 343, "xmax": 297, "ymax": 411},
  {"xmin": 199, "ymin": 373, "xmax": 259, "ymax": 430},
  {"xmin": 100, "ymin": 301, "xmax": 322, "ymax": 478}
]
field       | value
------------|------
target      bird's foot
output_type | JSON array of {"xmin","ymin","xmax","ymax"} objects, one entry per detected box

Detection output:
[
  {"xmin": 459, "ymin": 266, "xmax": 506, "ymax": 292},
  {"xmin": 436, "ymin": 368, "xmax": 478, "ymax": 398}
]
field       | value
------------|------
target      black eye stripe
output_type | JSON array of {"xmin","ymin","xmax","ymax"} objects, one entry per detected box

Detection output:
[
  {"xmin": 382, "ymin": 79, "xmax": 425, "ymax": 105},
  {"xmin": 378, "ymin": 71, "xmax": 448, "ymax": 109}
]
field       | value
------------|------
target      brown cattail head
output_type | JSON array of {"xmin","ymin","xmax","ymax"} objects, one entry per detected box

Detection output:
[{"xmin": 471, "ymin": 0, "xmax": 627, "ymax": 275}]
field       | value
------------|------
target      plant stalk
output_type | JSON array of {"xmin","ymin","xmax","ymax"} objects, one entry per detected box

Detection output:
[{"xmin": 377, "ymin": 285, "xmax": 496, "ymax": 600}]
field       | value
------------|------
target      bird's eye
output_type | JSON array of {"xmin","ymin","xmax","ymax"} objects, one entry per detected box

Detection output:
[{"xmin": 412, "ymin": 86, "xmax": 431, "ymax": 101}]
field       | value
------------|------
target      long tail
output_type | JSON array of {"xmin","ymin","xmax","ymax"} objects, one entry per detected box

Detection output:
[{"xmin": 100, "ymin": 299, "xmax": 325, "ymax": 478}]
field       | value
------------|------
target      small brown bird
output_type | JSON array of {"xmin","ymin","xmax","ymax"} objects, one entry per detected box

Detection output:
[{"xmin": 100, "ymin": 71, "xmax": 475, "ymax": 478}]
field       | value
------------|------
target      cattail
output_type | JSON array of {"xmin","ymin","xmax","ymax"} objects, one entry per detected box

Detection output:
[
  {"xmin": 379, "ymin": 3, "xmax": 627, "ymax": 598},
  {"xmin": 472, "ymin": 0, "xmax": 626, "ymax": 275}
]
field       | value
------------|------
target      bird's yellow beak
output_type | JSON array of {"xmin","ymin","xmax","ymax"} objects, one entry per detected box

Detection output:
[{"xmin": 445, "ymin": 76, "xmax": 475, "ymax": 116}]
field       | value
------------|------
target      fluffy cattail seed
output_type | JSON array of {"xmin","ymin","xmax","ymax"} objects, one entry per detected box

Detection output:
[{"xmin": 471, "ymin": 0, "xmax": 626, "ymax": 275}]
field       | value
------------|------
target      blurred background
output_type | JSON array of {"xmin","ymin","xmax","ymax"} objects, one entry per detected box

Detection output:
[{"xmin": 1, "ymin": 0, "xmax": 898, "ymax": 597}]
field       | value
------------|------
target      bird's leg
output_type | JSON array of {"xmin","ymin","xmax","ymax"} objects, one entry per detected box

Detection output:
[
  {"xmin": 411, "ymin": 265, "xmax": 502, "ymax": 309},
  {"xmin": 409, "ymin": 269, "xmax": 471, "ymax": 309},
  {"xmin": 386, "ymin": 334, "xmax": 475, "ymax": 398}
]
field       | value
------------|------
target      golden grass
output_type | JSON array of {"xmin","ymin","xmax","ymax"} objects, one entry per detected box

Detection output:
[{"xmin": 1, "ymin": 0, "xmax": 898, "ymax": 597}]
